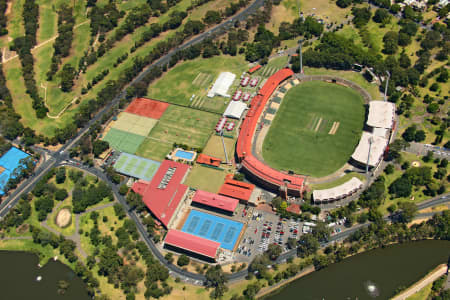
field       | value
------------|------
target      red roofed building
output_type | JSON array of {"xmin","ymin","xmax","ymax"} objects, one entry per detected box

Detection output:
[
  {"xmin": 196, "ymin": 154, "xmax": 221, "ymax": 167},
  {"xmin": 191, "ymin": 190, "xmax": 238, "ymax": 214},
  {"xmin": 219, "ymin": 178, "xmax": 255, "ymax": 204},
  {"xmin": 236, "ymin": 68, "xmax": 305, "ymax": 196},
  {"xmin": 164, "ymin": 229, "xmax": 220, "ymax": 262},
  {"xmin": 132, "ymin": 160, "xmax": 190, "ymax": 228},
  {"xmin": 248, "ymin": 65, "xmax": 261, "ymax": 73},
  {"xmin": 286, "ymin": 203, "xmax": 301, "ymax": 215}
]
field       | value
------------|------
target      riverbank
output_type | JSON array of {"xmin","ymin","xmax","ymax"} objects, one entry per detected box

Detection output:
[
  {"xmin": 256, "ymin": 266, "xmax": 315, "ymax": 299},
  {"xmin": 391, "ymin": 264, "xmax": 448, "ymax": 300}
]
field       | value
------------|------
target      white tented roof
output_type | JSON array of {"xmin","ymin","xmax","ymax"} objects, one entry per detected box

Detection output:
[
  {"xmin": 223, "ymin": 101, "xmax": 247, "ymax": 119},
  {"xmin": 352, "ymin": 132, "xmax": 388, "ymax": 167},
  {"xmin": 367, "ymin": 101, "xmax": 395, "ymax": 129},
  {"xmin": 313, "ymin": 177, "xmax": 363, "ymax": 202},
  {"xmin": 207, "ymin": 72, "xmax": 236, "ymax": 98}
]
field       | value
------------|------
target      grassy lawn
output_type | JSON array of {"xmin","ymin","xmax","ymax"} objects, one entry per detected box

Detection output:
[
  {"xmin": 37, "ymin": 0, "xmax": 58, "ymax": 43},
  {"xmin": 310, "ymin": 172, "xmax": 366, "ymax": 190},
  {"xmin": 262, "ymin": 80, "xmax": 365, "ymax": 177},
  {"xmin": 0, "ymin": 239, "xmax": 63, "ymax": 265},
  {"xmin": 267, "ymin": 0, "xmax": 298, "ymax": 34},
  {"xmin": 184, "ymin": 164, "xmax": 227, "ymax": 193},
  {"xmin": 378, "ymin": 152, "xmax": 449, "ymax": 215},
  {"xmin": 6, "ymin": 0, "xmax": 25, "ymax": 41},
  {"xmin": 135, "ymin": 138, "xmax": 173, "ymax": 162},
  {"xmin": 147, "ymin": 105, "xmax": 218, "ymax": 148},
  {"xmin": 203, "ymin": 135, "xmax": 236, "ymax": 162},
  {"xmin": 147, "ymin": 55, "xmax": 249, "ymax": 108},
  {"xmin": 304, "ymin": 67, "xmax": 381, "ymax": 100},
  {"xmin": 406, "ymin": 282, "xmax": 433, "ymax": 300}
]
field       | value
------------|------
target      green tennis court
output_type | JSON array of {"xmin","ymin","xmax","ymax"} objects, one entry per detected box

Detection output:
[
  {"xmin": 113, "ymin": 152, "xmax": 161, "ymax": 181},
  {"xmin": 103, "ymin": 128, "xmax": 145, "ymax": 154}
]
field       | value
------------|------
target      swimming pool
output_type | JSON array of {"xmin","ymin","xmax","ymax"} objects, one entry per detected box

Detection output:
[
  {"xmin": 174, "ymin": 149, "xmax": 195, "ymax": 160},
  {"xmin": 182, "ymin": 210, "xmax": 243, "ymax": 251}
]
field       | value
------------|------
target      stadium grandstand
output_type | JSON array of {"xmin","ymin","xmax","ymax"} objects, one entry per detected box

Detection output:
[
  {"xmin": 132, "ymin": 160, "xmax": 190, "ymax": 228},
  {"xmin": 351, "ymin": 132, "xmax": 388, "ymax": 168},
  {"xmin": 219, "ymin": 177, "xmax": 255, "ymax": 205},
  {"xmin": 236, "ymin": 68, "xmax": 305, "ymax": 196},
  {"xmin": 196, "ymin": 154, "xmax": 221, "ymax": 167},
  {"xmin": 164, "ymin": 229, "xmax": 220, "ymax": 262},
  {"xmin": 191, "ymin": 190, "xmax": 239, "ymax": 215},
  {"xmin": 312, "ymin": 177, "xmax": 364, "ymax": 203}
]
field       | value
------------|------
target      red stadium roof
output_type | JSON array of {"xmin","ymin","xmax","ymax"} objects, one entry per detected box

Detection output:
[
  {"xmin": 236, "ymin": 68, "xmax": 305, "ymax": 193},
  {"xmin": 165, "ymin": 229, "xmax": 220, "ymax": 259},
  {"xmin": 196, "ymin": 154, "xmax": 221, "ymax": 167},
  {"xmin": 219, "ymin": 178, "xmax": 254, "ymax": 202},
  {"xmin": 248, "ymin": 65, "xmax": 262, "ymax": 73},
  {"xmin": 132, "ymin": 160, "xmax": 189, "ymax": 227},
  {"xmin": 192, "ymin": 190, "xmax": 238, "ymax": 212}
]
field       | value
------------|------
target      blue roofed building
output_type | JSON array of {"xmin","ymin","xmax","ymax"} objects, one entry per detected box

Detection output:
[{"xmin": 0, "ymin": 147, "xmax": 31, "ymax": 196}]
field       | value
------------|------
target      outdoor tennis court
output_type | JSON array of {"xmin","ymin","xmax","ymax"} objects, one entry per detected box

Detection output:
[
  {"xmin": 102, "ymin": 128, "xmax": 145, "ymax": 154},
  {"xmin": 182, "ymin": 210, "xmax": 243, "ymax": 250},
  {"xmin": 114, "ymin": 152, "xmax": 161, "ymax": 181},
  {"xmin": 125, "ymin": 98, "xmax": 169, "ymax": 119},
  {"xmin": 111, "ymin": 112, "xmax": 158, "ymax": 137}
]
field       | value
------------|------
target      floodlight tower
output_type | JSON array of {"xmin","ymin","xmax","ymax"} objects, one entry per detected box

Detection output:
[
  {"xmin": 384, "ymin": 71, "xmax": 390, "ymax": 102},
  {"xmin": 298, "ymin": 39, "xmax": 303, "ymax": 74},
  {"xmin": 366, "ymin": 136, "xmax": 374, "ymax": 174}
]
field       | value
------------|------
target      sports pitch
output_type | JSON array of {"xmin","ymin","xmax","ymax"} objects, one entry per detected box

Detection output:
[
  {"xmin": 147, "ymin": 105, "xmax": 218, "ymax": 148},
  {"xmin": 262, "ymin": 81, "xmax": 365, "ymax": 177},
  {"xmin": 102, "ymin": 128, "xmax": 146, "ymax": 154},
  {"xmin": 111, "ymin": 112, "xmax": 158, "ymax": 137},
  {"xmin": 114, "ymin": 152, "xmax": 161, "ymax": 181}
]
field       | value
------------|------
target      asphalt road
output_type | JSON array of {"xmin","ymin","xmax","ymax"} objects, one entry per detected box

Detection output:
[{"xmin": 0, "ymin": 0, "xmax": 449, "ymax": 285}]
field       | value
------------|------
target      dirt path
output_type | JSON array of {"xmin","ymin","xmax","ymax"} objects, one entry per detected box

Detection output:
[
  {"xmin": 41, "ymin": 201, "xmax": 116, "ymax": 259},
  {"xmin": 2, "ymin": 20, "xmax": 89, "ymax": 64}
]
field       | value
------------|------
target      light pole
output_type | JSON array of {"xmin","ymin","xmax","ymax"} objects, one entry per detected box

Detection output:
[
  {"xmin": 366, "ymin": 136, "xmax": 374, "ymax": 174},
  {"xmin": 298, "ymin": 39, "xmax": 303, "ymax": 74},
  {"xmin": 384, "ymin": 71, "xmax": 390, "ymax": 102}
]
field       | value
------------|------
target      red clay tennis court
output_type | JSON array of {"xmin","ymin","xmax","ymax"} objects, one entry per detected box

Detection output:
[{"xmin": 125, "ymin": 98, "xmax": 169, "ymax": 120}]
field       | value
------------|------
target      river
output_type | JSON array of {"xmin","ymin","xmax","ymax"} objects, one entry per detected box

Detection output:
[
  {"xmin": 265, "ymin": 240, "xmax": 450, "ymax": 300},
  {"xmin": 0, "ymin": 251, "xmax": 89, "ymax": 299}
]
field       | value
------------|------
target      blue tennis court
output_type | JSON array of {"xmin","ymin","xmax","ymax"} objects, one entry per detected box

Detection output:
[{"xmin": 182, "ymin": 210, "xmax": 243, "ymax": 251}]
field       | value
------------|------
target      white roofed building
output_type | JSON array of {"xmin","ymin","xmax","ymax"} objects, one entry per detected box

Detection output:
[
  {"xmin": 313, "ymin": 177, "xmax": 363, "ymax": 203},
  {"xmin": 223, "ymin": 101, "xmax": 247, "ymax": 119},
  {"xmin": 352, "ymin": 132, "xmax": 388, "ymax": 167},
  {"xmin": 207, "ymin": 72, "xmax": 236, "ymax": 98},
  {"xmin": 367, "ymin": 101, "xmax": 395, "ymax": 129}
]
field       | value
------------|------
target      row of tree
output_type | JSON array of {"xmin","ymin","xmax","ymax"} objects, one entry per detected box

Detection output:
[
  {"xmin": 0, "ymin": 0, "xmax": 8, "ymax": 35},
  {"xmin": 47, "ymin": 4, "xmax": 75, "ymax": 82},
  {"xmin": 10, "ymin": 0, "xmax": 48, "ymax": 118}
]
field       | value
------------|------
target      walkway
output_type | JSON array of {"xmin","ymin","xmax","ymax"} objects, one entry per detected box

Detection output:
[{"xmin": 40, "ymin": 201, "xmax": 116, "ymax": 259}]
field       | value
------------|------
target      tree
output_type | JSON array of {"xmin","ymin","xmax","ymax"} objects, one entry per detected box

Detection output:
[
  {"xmin": 389, "ymin": 176, "xmax": 412, "ymax": 198},
  {"xmin": 397, "ymin": 201, "xmax": 417, "ymax": 223},
  {"xmin": 92, "ymin": 140, "xmax": 109, "ymax": 157},
  {"xmin": 60, "ymin": 64, "xmax": 76, "ymax": 92},
  {"xmin": 385, "ymin": 164, "xmax": 395, "ymax": 174},
  {"xmin": 402, "ymin": 125, "xmax": 417, "ymax": 142},
  {"xmin": 414, "ymin": 130, "xmax": 426, "ymax": 142},
  {"xmin": 177, "ymin": 254, "xmax": 190, "ymax": 267},
  {"xmin": 119, "ymin": 184, "xmax": 129, "ymax": 195},
  {"xmin": 55, "ymin": 167, "xmax": 66, "ymax": 184},
  {"xmin": 427, "ymin": 103, "xmax": 439, "ymax": 114},
  {"xmin": 336, "ymin": 0, "xmax": 352, "ymax": 8},
  {"xmin": 383, "ymin": 31, "xmax": 399, "ymax": 54},
  {"xmin": 352, "ymin": 7, "xmax": 372, "ymax": 28},
  {"xmin": 373, "ymin": 8, "xmax": 391, "ymax": 25},
  {"xmin": 297, "ymin": 234, "xmax": 319, "ymax": 258},
  {"xmin": 266, "ymin": 244, "xmax": 282, "ymax": 260},
  {"xmin": 113, "ymin": 203, "xmax": 126, "ymax": 220},
  {"xmin": 203, "ymin": 10, "xmax": 221, "ymax": 25},
  {"xmin": 312, "ymin": 222, "xmax": 331, "ymax": 242},
  {"xmin": 55, "ymin": 188, "xmax": 68, "ymax": 201},
  {"xmin": 205, "ymin": 265, "xmax": 228, "ymax": 299}
]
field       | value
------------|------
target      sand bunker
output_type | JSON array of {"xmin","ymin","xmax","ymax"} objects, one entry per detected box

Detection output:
[{"xmin": 56, "ymin": 208, "xmax": 71, "ymax": 228}]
